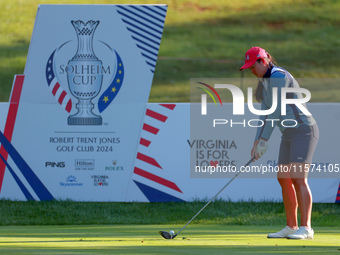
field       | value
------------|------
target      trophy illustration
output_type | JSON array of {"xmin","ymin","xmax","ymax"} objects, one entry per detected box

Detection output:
[{"xmin": 67, "ymin": 20, "xmax": 103, "ymax": 125}]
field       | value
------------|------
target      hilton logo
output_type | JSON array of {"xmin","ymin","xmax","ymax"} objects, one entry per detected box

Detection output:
[{"xmin": 75, "ymin": 159, "xmax": 95, "ymax": 170}]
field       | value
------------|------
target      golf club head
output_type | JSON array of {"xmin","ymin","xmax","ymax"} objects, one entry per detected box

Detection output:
[{"xmin": 159, "ymin": 231, "xmax": 177, "ymax": 239}]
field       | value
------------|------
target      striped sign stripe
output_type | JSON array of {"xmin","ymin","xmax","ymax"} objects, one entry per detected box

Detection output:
[
  {"xmin": 134, "ymin": 167, "xmax": 182, "ymax": 193},
  {"xmin": 45, "ymin": 50, "xmax": 73, "ymax": 113},
  {"xmin": 0, "ymin": 75, "xmax": 24, "ymax": 192},
  {"xmin": 143, "ymin": 123, "xmax": 159, "ymax": 135},
  {"xmin": 116, "ymin": 5, "xmax": 167, "ymax": 73},
  {"xmin": 137, "ymin": 152, "xmax": 162, "ymax": 169},
  {"xmin": 146, "ymin": 109, "xmax": 168, "ymax": 122}
]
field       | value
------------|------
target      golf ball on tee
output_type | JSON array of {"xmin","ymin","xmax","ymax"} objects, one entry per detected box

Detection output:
[{"xmin": 169, "ymin": 230, "xmax": 175, "ymax": 236}]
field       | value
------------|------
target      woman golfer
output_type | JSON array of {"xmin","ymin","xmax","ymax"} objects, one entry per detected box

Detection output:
[{"xmin": 240, "ymin": 46, "xmax": 319, "ymax": 239}]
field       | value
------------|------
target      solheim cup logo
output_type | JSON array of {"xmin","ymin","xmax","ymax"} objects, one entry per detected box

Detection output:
[
  {"xmin": 45, "ymin": 20, "xmax": 124, "ymax": 125},
  {"xmin": 68, "ymin": 20, "xmax": 103, "ymax": 125}
]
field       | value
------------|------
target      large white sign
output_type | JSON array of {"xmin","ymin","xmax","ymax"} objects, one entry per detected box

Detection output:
[
  {"xmin": 0, "ymin": 4, "xmax": 167, "ymax": 201},
  {"xmin": 0, "ymin": 94, "xmax": 339, "ymax": 202},
  {"xmin": 127, "ymin": 103, "xmax": 339, "ymax": 203}
]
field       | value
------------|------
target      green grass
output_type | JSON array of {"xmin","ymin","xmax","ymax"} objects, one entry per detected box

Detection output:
[
  {"xmin": 0, "ymin": 2, "xmax": 339, "ymax": 252},
  {"xmin": 1, "ymin": 0, "xmax": 340, "ymax": 102},
  {"xmin": 0, "ymin": 225, "xmax": 339, "ymax": 254},
  {"xmin": 0, "ymin": 199, "xmax": 339, "ymax": 227}
]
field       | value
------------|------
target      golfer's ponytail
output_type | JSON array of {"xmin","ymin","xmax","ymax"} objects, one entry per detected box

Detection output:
[
  {"xmin": 254, "ymin": 53, "xmax": 277, "ymax": 102},
  {"xmin": 267, "ymin": 52, "xmax": 277, "ymax": 66},
  {"xmin": 254, "ymin": 79, "xmax": 264, "ymax": 102}
]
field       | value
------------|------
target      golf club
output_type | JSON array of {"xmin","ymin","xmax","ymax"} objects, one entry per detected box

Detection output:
[{"xmin": 159, "ymin": 157, "xmax": 255, "ymax": 239}]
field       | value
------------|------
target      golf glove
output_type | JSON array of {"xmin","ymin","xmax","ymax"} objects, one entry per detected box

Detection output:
[{"xmin": 256, "ymin": 138, "xmax": 268, "ymax": 157}]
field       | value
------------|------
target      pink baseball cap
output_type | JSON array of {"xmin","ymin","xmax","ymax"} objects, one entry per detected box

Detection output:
[{"xmin": 239, "ymin": 47, "xmax": 268, "ymax": 70}]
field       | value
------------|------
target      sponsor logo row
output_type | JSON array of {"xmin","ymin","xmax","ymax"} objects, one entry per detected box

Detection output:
[
  {"xmin": 45, "ymin": 159, "xmax": 124, "ymax": 171},
  {"xmin": 60, "ymin": 175, "xmax": 110, "ymax": 187}
]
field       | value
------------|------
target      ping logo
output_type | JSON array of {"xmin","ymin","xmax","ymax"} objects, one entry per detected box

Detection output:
[
  {"xmin": 196, "ymin": 82, "xmax": 222, "ymax": 115},
  {"xmin": 45, "ymin": 162, "xmax": 66, "ymax": 168}
]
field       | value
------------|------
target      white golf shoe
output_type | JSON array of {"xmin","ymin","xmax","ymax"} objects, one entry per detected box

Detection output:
[
  {"xmin": 287, "ymin": 226, "xmax": 314, "ymax": 239},
  {"xmin": 267, "ymin": 226, "xmax": 297, "ymax": 238}
]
